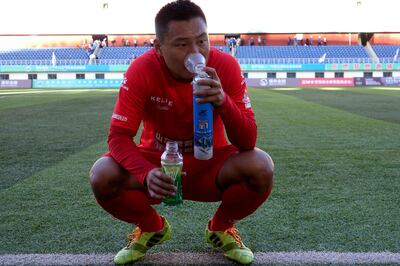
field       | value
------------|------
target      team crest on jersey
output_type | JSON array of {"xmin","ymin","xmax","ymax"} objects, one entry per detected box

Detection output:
[
  {"xmin": 121, "ymin": 76, "xmax": 129, "ymax": 91},
  {"xmin": 243, "ymin": 89, "xmax": 251, "ymax": 108},
  {"xmin": 241, "ymin": 72, "xmax": 246, "ymax": 86}
]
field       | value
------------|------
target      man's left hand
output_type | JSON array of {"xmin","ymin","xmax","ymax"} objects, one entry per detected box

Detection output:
[{"xmin": 193, "ymin": 67, "xmax": 225, "ymax": 107}]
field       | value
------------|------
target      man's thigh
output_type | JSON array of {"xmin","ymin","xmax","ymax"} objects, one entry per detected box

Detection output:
[
  {"xmin": 181, "ymin": 145, "xmax": 238, "ymax": 202},
  {"xmin": 104, "ymin": 145, "xmax": 239, "ymax": 203}
]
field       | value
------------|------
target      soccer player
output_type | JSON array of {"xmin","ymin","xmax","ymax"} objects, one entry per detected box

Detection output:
[{"xmin": 89, "ymin": 0, "xmax": 274, "ymax": 264}]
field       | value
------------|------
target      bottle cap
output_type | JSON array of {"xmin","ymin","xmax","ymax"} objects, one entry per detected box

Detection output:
[
  {"xmin": 184, "ymin": 53, "xmax": 206, "ymax": 74},
  {"xmin": 166, "ymin": 141, "xmax": 178, "ymax": 151}
]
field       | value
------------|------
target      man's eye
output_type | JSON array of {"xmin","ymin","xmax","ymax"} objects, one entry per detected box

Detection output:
[
  {"xmin": 175, "ymin": 43, "xmax": 187, "ymax": 47},
  {"xmin": 198, "ymin": 39, "xmax": 207, "ymax": 45}
]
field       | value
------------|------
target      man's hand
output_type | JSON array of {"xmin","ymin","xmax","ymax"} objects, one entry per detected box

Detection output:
[
  {"xmin": 145, "ymin": 168, "xmax": 176, "ymax": 199},
  {"xmin": 193, "ymin": 67, "xmax": 225, "ymax": 107}
]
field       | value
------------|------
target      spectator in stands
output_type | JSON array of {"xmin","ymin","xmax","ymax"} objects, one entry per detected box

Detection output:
[
  {"xmin": 309, "ymin": 35, "xmax": 313, "ymax": 46},
  {"xmin": 236, "ymin": 37, "xmax": 241, "ymax": 46},
  {"xmin": 133, "ymin": 39, "xmax": 138, "ymax": 47},
  {"xmin": 228, "ymin": 37, "xmax": 236, "ymax": 52},
  {"xmin": 86, "ymin": 42, "xmax": 94, "ymax": 56},
  {"xmin": 288, "ymin": 36, "xmax": 291, "ymax": 46},
  {"xmin": 89, "ymin": 0, "xmax": 274, "ymax": 265},
  {"xmin": 101, "ymin": 38, "xmax": 107, "ymax": 48},
  {"xmin": 318, "ymin": 35, "xmax": 322, "ymax": 46},
  {"xmin": 88, "ymin": 40, "xmax": 101, "ymax": 64},
  {"xmin": 81, "ymin": 39, "xmax": 89, "ymax": 49},
  {"xmin": 249, "ymin": 37, "xmax": 255, "ymax": 46},
  {"xmin": 294, "ymin": 35, "xmax": 298, "ymax": 46},
  {"xmin": 230, "ymin": 37, "xmax": 238, "ymax": 56},
  {"xmin": 257, "ymin": 35, "xmax": 262, "ymax": 46},
  {"xmin": 323, "ymin": 36, "xmax": 327, "ymax": 46}
]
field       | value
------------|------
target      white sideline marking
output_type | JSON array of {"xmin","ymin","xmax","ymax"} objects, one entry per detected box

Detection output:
[
  {"xmin": 1, "ymin": 252, "xmax": 400, "ymax": 265},
  {"xmin": 271, "ymin": 88, "xmax": 301, "ymax": 91},
  {"xmin": 319, "ymin": 87, "xmax": 345, "ymax": 90},
  {"xmin": 0, "ymin": 89, "xmax": 118, "ymax": 95},
  {"xmin": 370, "ymin": 87, "xmax": 400, "ymax": 91}
]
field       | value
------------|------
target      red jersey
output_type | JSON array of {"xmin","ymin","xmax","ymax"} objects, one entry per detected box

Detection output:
[{"xmin": 108, "ymin": 47, "xmax": 256, "ymax": 184}]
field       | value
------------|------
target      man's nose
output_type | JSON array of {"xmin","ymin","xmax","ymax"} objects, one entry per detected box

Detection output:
[{"xmin": 188, "ymin": 43, "xmax": 200, "ymax": 54}]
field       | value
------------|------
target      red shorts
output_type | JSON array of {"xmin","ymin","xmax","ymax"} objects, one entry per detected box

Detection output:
[{"xmin": 104, "ymin": 145, "xmax": 238, "ymax": 202}]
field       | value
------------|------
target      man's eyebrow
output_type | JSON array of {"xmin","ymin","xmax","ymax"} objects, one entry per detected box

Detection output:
[
  {"xmin": 172, "ymin": 33, "xmax": 208, "ymax": 42},
  {"xmin": 173, "ymin": 37, "xmax": 189, "ymax": 42}
]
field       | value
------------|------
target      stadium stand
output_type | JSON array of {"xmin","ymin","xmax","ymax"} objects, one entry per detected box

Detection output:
[
  {"xmin": 0, "ymin": 45, "xmax": 399, "ymax": 65},
  {"xmin": 235, "ymin": 45, "xmax": 370, "ymax": 64},
  {"xmin": 97, "ymin": 47, "xmax": 151, "ymax": 64},
  {"xmin": 372, "ymin": 45, "xmax": 400, "ymax": 62},
  {"xmin": 0, "ymin": 48, "xmax": 88, "ymax": 65}
]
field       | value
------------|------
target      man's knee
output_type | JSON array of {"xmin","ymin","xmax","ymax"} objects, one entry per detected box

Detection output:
[
  {"xmin": 89, "ymin": 156, "xmax": 127, "ymax": 201},
  {"xmin": 245, "ymin": 149, "xmax": 274, "ymax": 193}
]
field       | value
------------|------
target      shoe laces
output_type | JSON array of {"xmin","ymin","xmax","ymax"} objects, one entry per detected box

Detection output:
[
  {"xmin": 224, "ymin": 227, "xmax": 244, "ymax": 248},
  {"xmin": 126, "ymin": 227, "xmax": 142, "ymax": 248}
]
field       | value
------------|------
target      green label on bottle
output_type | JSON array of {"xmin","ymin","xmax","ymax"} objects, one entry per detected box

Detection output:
[
  {"xmin": 162, "ymin": 163, "xmax": 183, "ymax": 206},
  {"xmin": 162, "ymin": 163, "xmax": 182, "ymax": 181}
]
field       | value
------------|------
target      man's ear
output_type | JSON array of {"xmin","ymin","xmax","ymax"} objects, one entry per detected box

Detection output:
[{"xmin": 154, "ymin": 39, "xmax": 162, "ymax": 55}]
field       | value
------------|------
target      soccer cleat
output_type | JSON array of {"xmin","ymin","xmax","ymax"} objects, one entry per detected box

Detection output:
[
  {"xmin": 205, "ymin": 224, "xmax": 254, "ymax": 265},
  {"xmin": 114, "ymin": 217, "xmax": 171, "ymax": 264}
]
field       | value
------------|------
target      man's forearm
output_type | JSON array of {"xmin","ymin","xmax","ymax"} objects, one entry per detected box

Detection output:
[
  {"xmin": 108, "ymin": 128, "xmax": 157, "ymax": 184},
  {"xmin": 216, "ymin": 95, "xmax": 257, "ymax": 151}
]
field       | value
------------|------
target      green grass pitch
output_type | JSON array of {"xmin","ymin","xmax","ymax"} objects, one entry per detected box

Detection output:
[{"xmin": 0, "ymin": 87, "xmax": 399, "ymax": 254}]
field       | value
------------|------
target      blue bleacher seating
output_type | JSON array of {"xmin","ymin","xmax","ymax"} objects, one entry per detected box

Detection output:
[
  {"xmin": 235, "ymin": 45, "xmax": 369, "ymax": 59},
  {"xmin": 372, "ymin": 45, "xmax": 400, "ymax": 61},
  {"xmin": 1, "ymin": 44, "xmax": 398, "ymax": 65},
  {"xmin": 0, "ymin": 48, "xmax": 88, "ymax": 65}
]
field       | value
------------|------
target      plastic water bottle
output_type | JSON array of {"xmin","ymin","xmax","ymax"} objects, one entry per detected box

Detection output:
[
  {"xmin": 184, "ymin": 53, "xmax": 213, "ymax": 160},
  {"xmin": 161, "ymin": 141, "xmax": 183, "ymax": 206}
]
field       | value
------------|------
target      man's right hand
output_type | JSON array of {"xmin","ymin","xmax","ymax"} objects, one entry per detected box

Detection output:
[{"xmin": 145, "ymin": 168, "xmax": 176, "ymax": 199}]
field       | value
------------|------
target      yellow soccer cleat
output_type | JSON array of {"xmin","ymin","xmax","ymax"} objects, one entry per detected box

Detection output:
[
  {"xmin": 206, "ymin": 225, "xmax": 254, "ymax": 265},
  {"xmin": 114, "ymin": 217, "xmax": 171, "ymax": 264}
]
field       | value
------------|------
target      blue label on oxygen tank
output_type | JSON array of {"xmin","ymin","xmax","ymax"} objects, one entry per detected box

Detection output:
[{"xmin": 193, "ymin": 95, "xmax": 213, "ymax": 159}]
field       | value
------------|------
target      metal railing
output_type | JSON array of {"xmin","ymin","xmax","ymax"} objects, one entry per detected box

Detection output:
[
  {"xmin": 0, "ymin": 57, "xmax": 398, "ymax": 66},
  {"xmin": 237, "ymin": 57, "xmax": 399, "ymax": 64},
  {"xmin": 0, "ymin": 58, "xmax": 134, "ymax": 66}
]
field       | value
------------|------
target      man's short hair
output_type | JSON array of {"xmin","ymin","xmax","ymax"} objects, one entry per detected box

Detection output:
[{"xmin": 155, "ymin": 0, "xmax": 207, "ymax": 43}]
